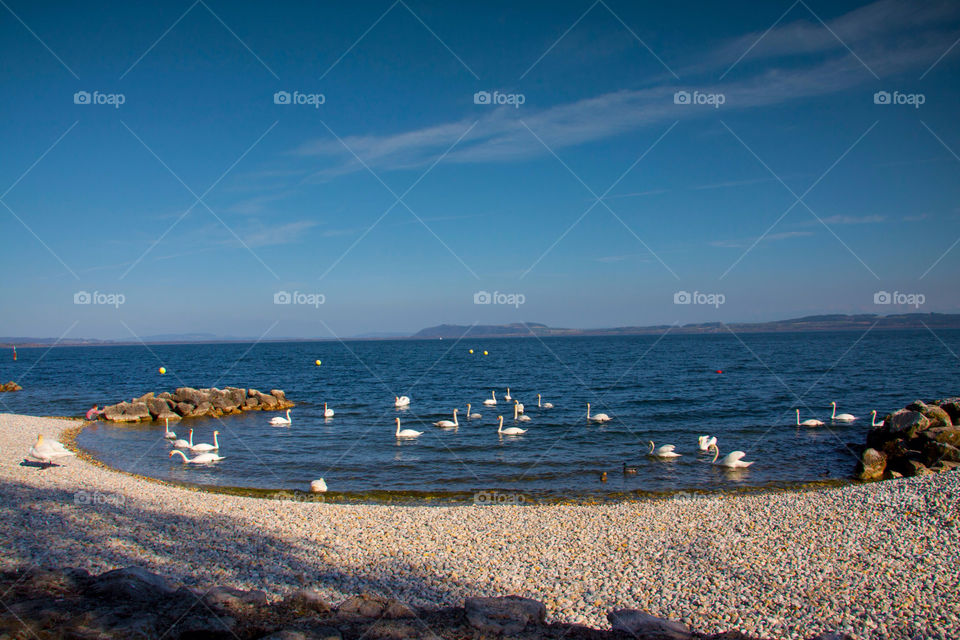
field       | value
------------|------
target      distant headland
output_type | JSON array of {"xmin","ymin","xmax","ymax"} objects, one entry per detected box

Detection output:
[{"xmin": 2, "ymin": 313, "xmax": 959, "ymax": 347}]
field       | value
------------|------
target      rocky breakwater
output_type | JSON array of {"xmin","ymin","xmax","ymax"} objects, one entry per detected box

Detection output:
[
  {"xmin": 855, "ymin": 397, "xmax": 960, "ymax": 480},
  {"xmin": 100, "ymin": 387, "xmax": 294, "ymax": 423}
]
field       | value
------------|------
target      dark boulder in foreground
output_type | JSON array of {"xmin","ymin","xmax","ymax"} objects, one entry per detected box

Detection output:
[
  {"xmin": 98, "ymin": 386, "xmax": 294, "ymax": 422},
  {"xmin": 0, "ymin": 564, "xmax": 852, "ymax": 639},
  {"xmin": 857, "ymin": 397, "xmax": 960, "ymax": 479}
]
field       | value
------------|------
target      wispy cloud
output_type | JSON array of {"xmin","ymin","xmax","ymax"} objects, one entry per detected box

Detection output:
[
  {"xmin": 813, "ymin": 214, "xmax": 886, "ymax": 225},
  {"xmin": 594, "ymin": 253, "xmax": 651, "ymax": 263},
  {"xmin": 711, "ymin": 230, "xmax": 814, "ymax": 248}
]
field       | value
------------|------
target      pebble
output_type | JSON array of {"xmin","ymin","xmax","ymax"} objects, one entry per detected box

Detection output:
[{"xmin": 1, "ymin": 413, "xmax": 957, "ymax": 640}]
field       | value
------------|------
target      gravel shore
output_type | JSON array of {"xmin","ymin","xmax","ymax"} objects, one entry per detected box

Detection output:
[{"xmin": 2, "ymin": 413, "xmax": 957, "ymax": 639}]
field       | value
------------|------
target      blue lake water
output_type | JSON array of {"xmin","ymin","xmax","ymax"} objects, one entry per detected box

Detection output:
[{"xmin": 2, "ymin": 331, "xmax": 958, "ymax": 500}]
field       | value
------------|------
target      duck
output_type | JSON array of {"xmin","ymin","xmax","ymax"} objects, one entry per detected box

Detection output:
[{"xmin": 622, "ymin": 462, "xmax": 638, "ymax": 474}]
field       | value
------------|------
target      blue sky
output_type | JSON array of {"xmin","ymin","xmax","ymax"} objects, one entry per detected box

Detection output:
[{"xmin": 1, "ymin": 0, "xmax": 959, "ymax": 339}]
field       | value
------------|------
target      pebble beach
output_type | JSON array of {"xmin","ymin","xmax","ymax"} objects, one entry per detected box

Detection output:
[{"xmin": 2, "ymin": 413, "xmax": 958, "ymax": 640}]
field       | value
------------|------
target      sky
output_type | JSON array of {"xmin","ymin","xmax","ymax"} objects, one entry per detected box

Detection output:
[{"xmin": 1, "ymin": 0, "xmax": 959, "ymax": 340}]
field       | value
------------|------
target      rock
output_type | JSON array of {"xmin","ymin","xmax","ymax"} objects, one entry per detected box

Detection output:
[
  {"xmin": 225, "ymin": 386, "xmax": 247, "ymax": 407},
  {"xmin": 175, "ymin": 402, "xmax": 196, "ymax": 417},
  {"xmin": 102, "ymin": 401, "xmax": 151, "ymax": 423},
  {"xmin": 88, "ymin": 566, "xmax": 175, "ymax": 601},
  {"xmin": 23, "ymin": 567, "xmax": 91, "ymax": 596},
  {"xmin": 607, "ymin": 609, "xmax": 692, "ymax": 639},
  {"xmin": 203, "ymin": 585, "xmax": 268, "ymax": 611},
  {"xmin": 923, "ymin": 441, "xmax": 960, "ymax": 464},
  {"xmin": 905, "ymin": 460, "xmax": 933, "ymax": 477},
  {"xmin": 156, "ymin": 409, "xmax": 180, "ymax": 422},
  {"xmin": 383, "ymin": 599, "xmax": 416, "ymax": 619},
  {"xmin": 884, "ymin": 409, "xmax": 930, "ymax": 439},
  {"xmin": 365, "ymin": 620, "xmax": 418, "ymax": 639},
  {"xmin": 855, "ymin": 448, "xmax": 887, "ymax": 481},
  {"xmin": 464, "ymin": 596, "xmax": 546, "ymax": 635},
  {"xmin": 920, "ymin": 404, "xmax": 953, "ymax": 428},
  {"xmin": 262, "ymin": 631, "xmax": 311, "ymax": 640},
  {"xmin": 906, "ymin": 399, "xmax": 929, "ymax": 412},
  {"xmin": 244, "ymin": 396, "xmax": 260, "ymax": 409},
  {"xmin": 175, "ymin": 387, "xmax": 211, "ymax": 406},
  {"xmin": 135, "ymin": 392, "xmax": 155, "ymax": 403},
  {"xmin": 188, "ymin": 401, "xmax": 219, "ymax": 418},
  {"xmin": 157, "ymin": 391, "xmax": 174, "ymax": 401},
  {"xmin": 923, "ymin": 426, "xmax": 960, "ymax": 447},
  {"xmin": 283, "ymin": 588, "xmax": 331, "ymax": 614},
  {"xmin": 938, "ymin": 399, "xmax": 960, "ymax": 423},
  {"xmin": 146, "ymin": 397, "xmax": 172, "ymax": 418},
  {"xmin": 0, "ymin": 380, "xmax": 23, "ymax": 392},
  {"xmin": 338, "ymin": 594, "xmax": 389, "ymax": 618}
]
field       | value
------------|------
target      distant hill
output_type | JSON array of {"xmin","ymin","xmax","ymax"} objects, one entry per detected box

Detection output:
[{"xmin": 412, "ymin": 313, "xmax": 960, "ymax": 339}]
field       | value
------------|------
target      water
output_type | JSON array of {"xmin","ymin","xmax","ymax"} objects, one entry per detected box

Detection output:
[{"xmin": 2, "ymin": 331, "xmax": 958, "ymax": 500}]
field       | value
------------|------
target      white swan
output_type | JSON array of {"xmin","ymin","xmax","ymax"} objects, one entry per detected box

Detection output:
[
  {"xmin": 504, "ymin": 388, "xmax": 512, "ymax": 401},
  {"xmin": 537, "ymin": 394, "xmax": 554, "ymax": 409},
  {"xmin": 698, "ymin": 435, "xmax": 717, "ymax": 451},
  {"xmin": 498, "ymin": 415, "xmax": 526, "ymax": 435},
  {"xmin": 169, "ymin": 450, "xmax": 224, "ymax": 464},
  {"xmin": 466, "ymin": 403, "xmax": 481, "ymax": 419},
  {"xmin": 395, "ymin": 396, "xmax": 410, "ymax": 407},
  {"xmin": 586, "ymin": 403, "xmax": 611, "ymax": 423},
  {"xmin": 796, "ymin": 409, "xmax": 824, "ymax": 427},
  {"xmin": 28, "ymin": 434, "xmax": 75, "ymax": 465},
  {"xmin": 395, "ymin": 417, "xmax": 423, "ymax": 439},
  {"xmin": 709, "ymin": 443, "xmax": 753, "ymax": 468},
  {"xmin": 323, "ymin": 403, "xmax": 334, "ymax": 418},
  {"xmin": 648, "ymin": 441, "xmax": 681, "ymax": 458},
  {"xmin": 171, "ymin": 429, "xmax": 193, "ymax": 449},
  {"xmin": 270, "ymin": 409, "xmax": 291, "ymax": 426},
  {"xmin": 163, "ymin": 418, "xmax": 177, "ymax": 439},
  {"xmin": 515, "ymin": 401, "xmax": 525, "ymax": 414},
  {"xmin": 483, "ymin": 391, "xmax": 497, "ymax": 406},
  {"xmin": 310, "ymin": 478, "xmax": 327, "ymax": 493},
  {"xmin": 870, "ymin": 410, "xmax": 884, "ymax": 427},
  {"xmin": 514, "ymin": 403, "xmax": 531, "ymax": 422},
  {"xmin": 830, "ymin": 402, "xmax": 856, "ymax": 422},
  {"xmin": 190, "ymin": 431, "xmax": 219, "ymax": 453},
  {"xmin": 434, "ymin": 408, "xmax": 459, "ymax": 428}
]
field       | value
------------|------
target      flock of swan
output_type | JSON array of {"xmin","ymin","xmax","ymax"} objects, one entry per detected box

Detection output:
[{"xmin": 163, "ymin": 420, "xmax": 226, "ymax": 464}]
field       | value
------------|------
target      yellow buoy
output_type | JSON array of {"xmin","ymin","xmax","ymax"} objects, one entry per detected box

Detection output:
[
  {"xmin": 158, "ymin": 367, "xmax": 166, "ymax": 375},
  {"xmin": 483, "ymin": 350, "xmax": 488, "ymax": 355},
  {"xmin": 469, "ymin": 349, "xmax": 474, "ymax": 354},
  {"xmin": 315, "ymin": 360, "xmax": 322, "ymax": 366}
]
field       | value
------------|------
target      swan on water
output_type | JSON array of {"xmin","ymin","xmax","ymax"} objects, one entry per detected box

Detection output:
[
  {"xmin": 169, "ymin": 450, "xmax": 224, "ymax": 464},
  {"xmin": 497, "ymin": 415, "xmax": 526, "ymax": 436},
  {"xmin": 395, "ymin": 417, "xmax": 423, "ymax": 439},
  {"xmin": 504, "ymin": 388, "xmax": 512, "ymax": 401},
  {"xmin": 395, "ymin": 396, "xmax": 410, "ymax": 407},
  {"xmin": 796, "ymin": 409, "xmax": 824, "ymax": 427},
  {"xmin": 466, "ymin": 403, "xmax": 481, "ymax": 419},
  {"xmin": 163, "ymin": 418, "xmax": 177, "ymax": 439},
  {"xmin": 270, "ymin": 409, "xmax": 291, "ymax": 426},
  {"xmin": 648, "ymin": 441, "xmax": 681, "ymax": 458},
  {"xmin": 190, "ymin": 431, "xmax": 219, "ymax": 452},
  {"xmin": 514, "ymin": 403, "xmax": 531, "ymax": 422},
  {"xmin": 698, "ymin": 435, "xmax": 717, "ymax": 451},
  {"xmin": 483, "ymin": 391, "xmax": 497, "ymax": 406},
  {"xmin": 870, "ymin": 410, "xmax": 884, "ymax": 427},
  {"xmin": 323, "ymin": 403, "xmax": 334, "ymax": 418},
  {"xmin": 709, "ymin": 443, "xmax": 753, "ymax": 468},
  {"xmin": 434, "ymin": 408, "xmax": 459, "ymax": 428},
  {"xmin": 830, "ymin": 402, "xmax": 856, "ymax": 422},
  {"xmin": 537, "ymin": 394, "xmax": 554, "ymax": 409},
  {"xmin": 171, "ymin": 429, "xmax": 193, "ymax": 448},
  {"xmin": 515, "ymin": 401, "xmax": 525, "ymax": 414},
  {"xmin": 28, "ymin": 435, "xmax": 75, "ymax": 466},
  {"xmin": 587, "ymin": 403, "xmax": 611, "ymax": 423}
]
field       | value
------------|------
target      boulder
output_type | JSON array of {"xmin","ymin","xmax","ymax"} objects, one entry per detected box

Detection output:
[
  {"xmin": 146, "ymin": 397, "xmax": 172, "ymax": 419},
  {"xmin": 282, "ymin": 589, "xmax": 331, "ymax": 614},
  {"xmin": 464, "ymin": 596, "xmax": 546, "ymax": 635},
  {"xmin": 923, "ymin": 426, "xmax": 960, "ymax": 447},
  {"xmin": 0, "ymin": 381, "xmax": 23, "ymax": 392},
  {"xmin": 338, "ymin": 594, "xmax": 389, "ymax": 619},
  {"xmin": 102, "ymin": 401, "xmax": 151, "ymax": 423},
  {"xmin": 920, "ymin": 404, "xmax": 952, "ymax": 428},
  {"xmin": 156, "ymin": 410, "xmax": 181, "ymax": 422},
  {"xmin": 157, "ymin": 391, "xmax": 174, "ymax": 401},
  {"xmin": 135, "ymin": 392, "xmax": 155, "ymax": 403},
  {"xmin": 175, "ymin": 387, "xmax": 210, "ymax": 406},
  {"xmin": 87, "ymin": 566, "xmax": 175, "ymax": 601},
  {"xmin": 607, "ymin": 609, "xmax": 693, "ymax": 639},
  {"xmin": 855, "ymin": 448, "xmax": 887, "ymax": 481},
  {"xmin": 175, "ymin": 402, "xmax": 195, "ymax": 417},
  {"xmin": 203, "ymin": 585, "xmax": 268, "ymax": 611},
  {"xmin": 244, "ymin": 397, "xmax": 260, "ymax": 409},
  {"xmin": 938, "ymin": 399, "xmax": 960, "ymax": 423},
  {"xmin": 188, "ymin": 401, "xmax": 218, "ymax": 418},
  {"xmin": 884, "ymin": 410, "xmax": 930, "ymax": 440},
  {"xmin": 923, "ymin": 441, "xmax": 960, "ymax": 464},
  {"xmin": 905, "ymin": 460, "xmax": 933, "ymax": 477},
  {"xmin": 225, "ymin": 387, "xmax": 247, "ymax": 406}
]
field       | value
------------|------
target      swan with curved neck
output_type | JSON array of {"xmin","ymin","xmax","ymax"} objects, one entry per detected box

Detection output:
[
  {"xmin": 587, "ymin": 403, "xmax": 611, "ymax": 423},
  {"xmin": 466, "ymin": 404, "xmax": 481, "ymax": 419},
  {"xmin": 483, "ymin": 391, "xmax": 497, "ymax": 406},
  {"xmin": 169, "ymin": 450, "xmax": 224, "ymax": 464},
  {"xmin": 537, "ymin": 394, "xmax": 553, "ymax": 409},
  {"xmin": 870, "ymin": 410, "xmax": 884, "ymax": 427},
  {"xmin": 434, "ymin": 409, "xmax": 459, "ymax": 428},
  {"xmin": 698, "ymin": 435, "xmax": 717, "ymax": 451},
  {"xmin": 171, "ymin": 430, "xmax": 193, "ymax": 448},
  {"xmin": 648, "ymin": 441, "xmax": 681, "ymax": 458},
  {"xmin": 323, "ymin": 403, "xmax": 334, "ymax": 418},
  {"xmin": 498, "ymin": 415, "xmax": 526, "ymax": 435},
  {"xmin": 395, "ymin": 396, "xmax": 410, "ymax": 407},
  {"xmin": 190, "ymin": 431, "xmax": 219, "ymax": 452},
  {"xmin": 28, "ymin": 434, "xmax": 75, "ymax": 465},
  {"xmin": 163, "ymin": 418, "xmax": 177, "ymax": 439},
  {"xmin": 796, "ymin": 409, "xmax": 824, "ymax": 427},
  {"xmin": 709, "ymin": 443, "xmax": 753, "ymax": 468},
  {"xmin": 270, "ymin": 409, "xmax": 291, "ymax": 426},
  {"xmin": 514, "ymin": 403, "xmax": 531, "ymax": 422},
  {"xmin": 395, "ymin": 417, "xmax": 422, "ymax": 438},
  {"xmin": 830, "ymin": 402, "xmax": 856, "ymax": 422}
]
